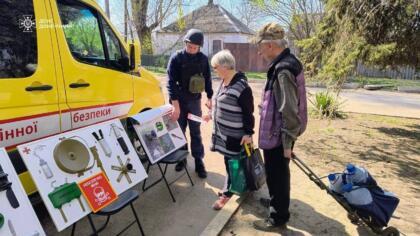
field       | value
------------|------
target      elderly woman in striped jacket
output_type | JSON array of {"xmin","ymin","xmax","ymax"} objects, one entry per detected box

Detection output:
[{"xmin": 208, "ymin": 50, "xmax": 255, "ymax": 210}]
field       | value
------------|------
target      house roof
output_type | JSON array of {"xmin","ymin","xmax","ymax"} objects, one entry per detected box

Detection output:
[{"xmin": 157, "ymin": 3, "xmax": 254, "ymax": 35}]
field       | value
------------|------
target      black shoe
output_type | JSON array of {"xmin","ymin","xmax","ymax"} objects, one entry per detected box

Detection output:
[
  {"xmin": 253, "ymin": 219, "xmax": 287, "ymax": 232},
  {"xmin": 260, "ymin": 197, "xmax": 270, "ymax": 208},
  {"xmin": 175, "ymin": 159, "xmax": 187, "ymax": 172},
  {"xmin": 195, "ymin": 159, "xmax": 207, "ymax": 179}
]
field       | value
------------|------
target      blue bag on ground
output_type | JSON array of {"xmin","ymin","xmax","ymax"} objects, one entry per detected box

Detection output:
[
  {"xmin": 228, "ymin": 156, "xmax": 247, "ymax": 195},
  {"xmin": 343, "ymin": 184, "xmax": 399, "ymax": 227}
]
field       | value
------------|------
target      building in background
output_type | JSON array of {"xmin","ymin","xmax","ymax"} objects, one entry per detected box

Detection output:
[{"xmin": 152, "ymin": 0, "xmax": 254, "ymax": 57}]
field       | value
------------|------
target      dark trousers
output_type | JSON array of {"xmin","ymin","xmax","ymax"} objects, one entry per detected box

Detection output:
[
  {"xmin": 263, "ymin": 145, "xmax": 290, "ymax": 225},
  {"xmin": 178, "ymin": 99, "xmax": 204, "ymax": 160}
]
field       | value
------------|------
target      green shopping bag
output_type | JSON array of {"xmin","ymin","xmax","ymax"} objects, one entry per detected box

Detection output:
[{"xmin": 228, "ymin": 154, "xmax": 248, "ymax": 195}]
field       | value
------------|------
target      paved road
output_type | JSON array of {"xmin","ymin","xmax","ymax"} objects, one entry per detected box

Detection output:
[
  {"xmin": 242, "ymin": 80, "xmax": 420, "ymax": 119},
  {"xmin": 159, "ymin": 77, "xmax": 420, "ymax": 118},
  {"xmin": 307, "ymin": 87, "xmax": 420, "ymax": 118}
]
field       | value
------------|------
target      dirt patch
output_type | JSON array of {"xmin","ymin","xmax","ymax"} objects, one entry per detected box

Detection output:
[{"xmin": 222, "ymin": 113, "xmax": 419, "ymax": 235}]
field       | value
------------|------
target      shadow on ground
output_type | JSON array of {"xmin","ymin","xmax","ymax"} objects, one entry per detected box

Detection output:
[
  {"xmin": 224, "ymin": 188, "xmax": 353, "ymax": 235},
  {"xmin": 298, "ymin": 115, "xmax": 420, "ymax": 193}
]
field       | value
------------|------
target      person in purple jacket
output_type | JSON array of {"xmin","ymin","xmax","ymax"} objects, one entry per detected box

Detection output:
[{"xmin": 252, "ymin": 22, "xmax": 307, "ymax": 232}]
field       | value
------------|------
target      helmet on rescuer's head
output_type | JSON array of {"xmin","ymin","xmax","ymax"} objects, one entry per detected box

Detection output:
[{"xmin": 184, "ymin": 29, "xmax": 204, "ymax": 47}]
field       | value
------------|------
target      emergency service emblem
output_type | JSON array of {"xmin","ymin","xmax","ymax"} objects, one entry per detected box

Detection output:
[{"xmin": 19, "ymin": 15, "xmax": 36, "ymax": 33}]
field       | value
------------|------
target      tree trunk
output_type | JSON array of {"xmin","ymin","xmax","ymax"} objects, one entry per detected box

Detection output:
[
  {"xmin": 132, "ymin": 0, "xmax": 153, "ymax": 54},
  {"xmin": 139, "ymin": 28, "xmax": 153, "ymax": 54}
]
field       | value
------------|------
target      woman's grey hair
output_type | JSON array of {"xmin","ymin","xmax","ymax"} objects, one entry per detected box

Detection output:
[{"xmin": 211, "ymin": 49, "xmax": 236, "ymax": 70}]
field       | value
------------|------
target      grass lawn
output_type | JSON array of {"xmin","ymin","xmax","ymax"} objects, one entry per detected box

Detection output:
[
  {"xmin": 350, "ymin": 76, "xmax": 420, "ymax": 90},
  {"xmin": 244, "ymin": 71, "xmax": 266, "ymax": 80},
  {"xmin": 244, "ymin": 73, "xmax": 420, "ymax": 88},
  {"xmin": 143, "ymin": 66, "xmax": 268, "ymax": 80},
  {"xmin": 143, "ymin": 66, "xmax": 420, "ymax": 91}
]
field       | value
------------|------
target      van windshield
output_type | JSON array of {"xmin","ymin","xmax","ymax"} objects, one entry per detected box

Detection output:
[{"xmin": 0, "ymin": 0, "xmax": 38, "ymax": 79}]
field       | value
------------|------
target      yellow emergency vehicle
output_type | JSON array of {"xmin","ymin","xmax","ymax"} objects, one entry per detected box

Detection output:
[{"xmin": 0, "ymin": 0, "xmax": 165, "ymax": 195}]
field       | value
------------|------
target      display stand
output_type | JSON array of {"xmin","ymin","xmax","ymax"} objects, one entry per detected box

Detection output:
[
  {"xmin": 129, "ymin": 105, "xmax": 194, "ymax": 202},
  {"xmin": 141, "ymin": 149, "xmax": 194, "ymax": 202}
]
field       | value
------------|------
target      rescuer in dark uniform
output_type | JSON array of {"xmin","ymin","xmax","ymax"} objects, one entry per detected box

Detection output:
[{"xmin": 166, "ymin": 29, "xmax": 213, "ymax": 178}]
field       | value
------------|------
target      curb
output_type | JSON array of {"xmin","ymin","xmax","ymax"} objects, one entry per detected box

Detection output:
[
  {"xmin": 200, "ymin": 193, "xmax": 249, "ymax": 236},
  {"xmin": 398, "ymin": 86, "xmax": 420, "ymax": 93},
  {"xmin": 363, "ymin": 84, "xmax": 394, "ymax": 90}
]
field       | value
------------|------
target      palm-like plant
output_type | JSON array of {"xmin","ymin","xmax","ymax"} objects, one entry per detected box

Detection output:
[{"xmin": 309, "ymin": 91, "xmax": 346, "ymax": 119}]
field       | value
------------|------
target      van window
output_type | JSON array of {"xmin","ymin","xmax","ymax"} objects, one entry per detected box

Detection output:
[
  {"xmin": 58, "ymin": 1, "xmax": 129, "ymax": 72},
  {"xmin": 101, "ymin": 17, "xmax": 129, "ymax": 72},
  {"xmin": 58, "ymin": 1, "xmax": 107, "ymax": 67},
  {"xmin": 0, "ymin": 0, "xmax": 37, "ymax": 78}
]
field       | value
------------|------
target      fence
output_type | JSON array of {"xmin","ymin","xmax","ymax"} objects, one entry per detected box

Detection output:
[
  {"xmin": 223, "ymin": 43, "xmax": 268, "ymax": 72},
  {"xmin": 355, "ymin": 62, "xmax": 419, "ymax": 80},
  {"xmin": 141, "ymin": 54, "xmax": 170, "ymax": 68},
  {"xmin": 141, "ymin": 43, "xmax": 268, "ymax": 73}
]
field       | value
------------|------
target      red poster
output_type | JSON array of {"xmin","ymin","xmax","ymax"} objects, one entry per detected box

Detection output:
[{"xmin": 79, "ymin": 172, "xmax": 118, "ymax": 213}]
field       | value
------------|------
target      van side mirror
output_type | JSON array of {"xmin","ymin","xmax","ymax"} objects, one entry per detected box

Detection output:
[
  {"xmin": 129, "ymin": 44, "xmax": 136, "ymax": 70},
  {"xmin": 129, "ymin": 41, "xmax": 141, "ymax": 72},
  {"xmin": 118, "ymin": 57, "xmax": 130, "ymax": 72}
]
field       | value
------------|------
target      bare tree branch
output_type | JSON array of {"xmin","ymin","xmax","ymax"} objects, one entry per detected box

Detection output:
[
  {"xmin": 131, "ymin": 0, "xmax": 180, "ymax": 53},
  {"xmin": 250, "ymin": 0, "xmax": 324, "ymax": 40},
  {"xmin": 235, "ymin": 0, "xmax": 265, "ymax": 30}
]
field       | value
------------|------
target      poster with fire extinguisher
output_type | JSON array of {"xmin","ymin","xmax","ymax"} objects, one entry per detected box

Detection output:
[
  {"xmin": 129, "ymin": 105, "xmax": 187, "ymax": 164},
  {"xmin": 0, "ymin": 148, "xmax": 46, "ymax": 236},
  {"xmin": 18, "ymin": 119, "xmax": 147, "ymax": 231}
]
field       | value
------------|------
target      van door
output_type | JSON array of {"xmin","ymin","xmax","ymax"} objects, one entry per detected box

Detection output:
[
  {"xmin": 0, "ymin": 1, "xmax": 60, "ymax": 152},
  {"xmin": 50, "ymin": 0, "xmax": 134, "ymax": 130}
]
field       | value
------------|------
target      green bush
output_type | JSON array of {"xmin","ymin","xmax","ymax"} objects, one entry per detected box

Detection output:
[
  {"xmin": 309, "ymin": 91, "xmax": 346, "ymax": 119},
  {"xmin": 155, "ymin": 55, "xmax": 169, "ymax": 68}
]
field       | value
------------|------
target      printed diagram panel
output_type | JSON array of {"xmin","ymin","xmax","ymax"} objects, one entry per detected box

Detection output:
[
  {"xmin": 130, "ymin": 105, "xmax": 187, "ymax": 164},
  {"xmin": 0, "ymin": 148, "xmax": 46, "ymax": 236},
  {"xmin": 18, "ymin": 119, "xmax": 147, "ymax": 231}
]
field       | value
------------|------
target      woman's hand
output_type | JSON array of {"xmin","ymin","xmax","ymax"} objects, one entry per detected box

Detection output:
[
  {"xmin": 205, "ymin": 99, "xmax": 212, "ymax": 110},
  {"xmin": 240, "ymin": 135, "xmax": 252, "ymax": 145},
  {"xmin": 202, "ymin": 114, "xmax": 211, "ymax": 122}
]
